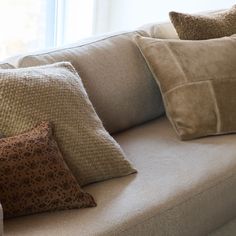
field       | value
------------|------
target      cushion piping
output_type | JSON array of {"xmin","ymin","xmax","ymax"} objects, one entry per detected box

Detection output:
[{"xmin": 18, "ymin": 30, "xmax": 149, "ymax": 67}]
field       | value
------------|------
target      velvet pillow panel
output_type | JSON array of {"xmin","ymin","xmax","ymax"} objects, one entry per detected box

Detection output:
[
  {"xmin": 0, "ymin": 62, "xmax": 136, "ymax": 186},
  {"xmin": 135, "ymin": 35, "xmax": 236, "ymax": 140},
  {"xmin": 0, "ymin": 122, "xmax": 96, "ymax": 219},
  {"xmin": 169, "ymin": 5, "xmax": 236, "ymax": 40}
]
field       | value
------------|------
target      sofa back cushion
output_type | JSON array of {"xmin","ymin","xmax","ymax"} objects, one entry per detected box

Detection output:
[
  {"xmin": 12, "ymin": 32, "xmax": 164, "ymax": 134},
  {"xmin": 139, "ymin": 22, "xmax": 179, "ymax": 39}
]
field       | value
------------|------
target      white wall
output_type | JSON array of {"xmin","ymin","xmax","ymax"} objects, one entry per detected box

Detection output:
[
  {"xmin": 95, "ymin": 0, "xmax": 235, "ymax": 33},
  {"xmin": 93, "ymin": 0, "xmax": 112, "ymax": 34}
]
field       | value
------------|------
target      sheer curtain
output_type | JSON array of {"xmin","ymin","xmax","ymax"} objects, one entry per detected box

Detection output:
[{"xmin": 0, "ymin": 0, "xmax": 94, "ymax": 60}]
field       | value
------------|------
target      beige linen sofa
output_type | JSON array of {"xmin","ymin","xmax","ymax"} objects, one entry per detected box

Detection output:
[{"xmin": 0, "ymin": 15, "xmax": 236, "ymax": 236}]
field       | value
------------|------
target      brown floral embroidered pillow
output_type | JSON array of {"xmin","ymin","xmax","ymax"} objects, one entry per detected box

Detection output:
[{"xmin": 0, "ymin": 122, "xmax": 96, "ymax": 219}]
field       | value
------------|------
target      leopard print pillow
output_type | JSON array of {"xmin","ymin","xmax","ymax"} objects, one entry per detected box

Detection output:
[{"xmin": 0, "ymin": 122, "xmax": 96, "ymax": 219}]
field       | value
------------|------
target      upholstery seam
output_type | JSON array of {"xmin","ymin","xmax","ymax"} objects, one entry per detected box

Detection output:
[
  {"xmin": 18, "ymin": 30, "xmax": 146, "ymax": 64},
  {"xmin": 165, "ymin": 77, "xmax": 236, "ymax": 94},
  {"xmin": 163, "ymin": 41, "xmax": 188, "ymax": 82},
  {"xmin": 135, "ymin": 38, "xmax": 181, "ymax": 136},
  {"xmin": 118, "ymin": 173, "xmax": 236, "ymax": 235},
  {"xmin": 162, "ymin": 94, "xmax": 182, "ymax": 136}
]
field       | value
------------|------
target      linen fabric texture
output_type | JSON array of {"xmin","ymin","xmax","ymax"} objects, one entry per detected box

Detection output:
[
  {"xmin": 169, "ymin": 5, "xmax": 236, "ymax": 40},
  {"xmin": 0, "ymin": 62, "xmax": 136, "ymax": 185},
  {"xmin": 0, "ymin": 122, "xmax": 96, "ymax": 219},
  {"xmin": 135, "ymin": 35, "xmax": 236, "ymax": 140}
]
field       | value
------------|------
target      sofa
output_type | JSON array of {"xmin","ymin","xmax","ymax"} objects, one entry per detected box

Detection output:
[{"xmin": 0, "ymin": 11, "xmax": 236, "ymax": 236}]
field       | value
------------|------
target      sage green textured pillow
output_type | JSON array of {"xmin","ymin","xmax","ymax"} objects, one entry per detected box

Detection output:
[
  {"xmin": 0, "ymin": 62, "xmax": 136, "ymax": 185},
  {"xmin": 169, "ymin": 5, "xmax": 236, "ymax": 40},
  {"xmin": 135, "ymin": 35, "xmax": 236, "ymax": 140}
]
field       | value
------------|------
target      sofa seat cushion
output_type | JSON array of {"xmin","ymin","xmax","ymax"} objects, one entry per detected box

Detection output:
[{"xmin": 4, "ymin": 117, "xmax": 236, "ymax": 236}]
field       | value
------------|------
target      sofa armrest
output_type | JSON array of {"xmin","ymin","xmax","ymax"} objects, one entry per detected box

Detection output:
[{"xmin": 0, "ymin": 203, "xmax": 3, "ymax": 236}]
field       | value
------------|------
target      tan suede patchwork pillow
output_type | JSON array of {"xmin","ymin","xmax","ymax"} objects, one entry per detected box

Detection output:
[
  {"xmin": 169, "ymin": 5, "xmax": 236, "ymax": 40},
  {"xmin": 135, "ymin": 35, "xmax": 236, "ymax": 140},
  {"xmin": 0, "ymin": 122, "xmax": 96, "ymax": 219},
  {"xmin": 0, "ymin": 62, "xmax": 136, "ymax": 185}
]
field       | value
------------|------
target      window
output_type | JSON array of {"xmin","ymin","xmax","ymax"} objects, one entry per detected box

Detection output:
[
  {"xmin": 0, "ymin": 0, "xmax": 235, "ymax": 60},
  {"xmin": 0, "ymin": 0, "xmax": 94, "ymax": 60}
]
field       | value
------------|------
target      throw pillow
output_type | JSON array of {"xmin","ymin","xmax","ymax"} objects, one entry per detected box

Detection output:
[
  {"xmin": 134, "ymin": 35, "xmax": 236, "ymax": 140},
  {"xmin": 169, "ymin": 5, "xmax": 236, "ymax": 40},
  {"xmin": 0, "ymin": 122, "xmax": 96, "ymax": 219},
  {"xmin": 0, "ymin": 62, "xmax": 136, "ymax": 186}
]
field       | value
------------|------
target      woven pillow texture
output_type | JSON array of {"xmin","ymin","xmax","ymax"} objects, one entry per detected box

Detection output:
[
  {"xmin": 0, "ymin": 122, "xmax": 96, "ymax": 219},
  {"xmin": 0, "ymin": 62, "xmax": 136, "ymax": 185},
  {"xmin": 169, "ymin": 5, "xmax": 236, "ymax": 40},
  {"xmin": 134, "ymin": 35, "xmax": 236, "ymax": 140}
]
